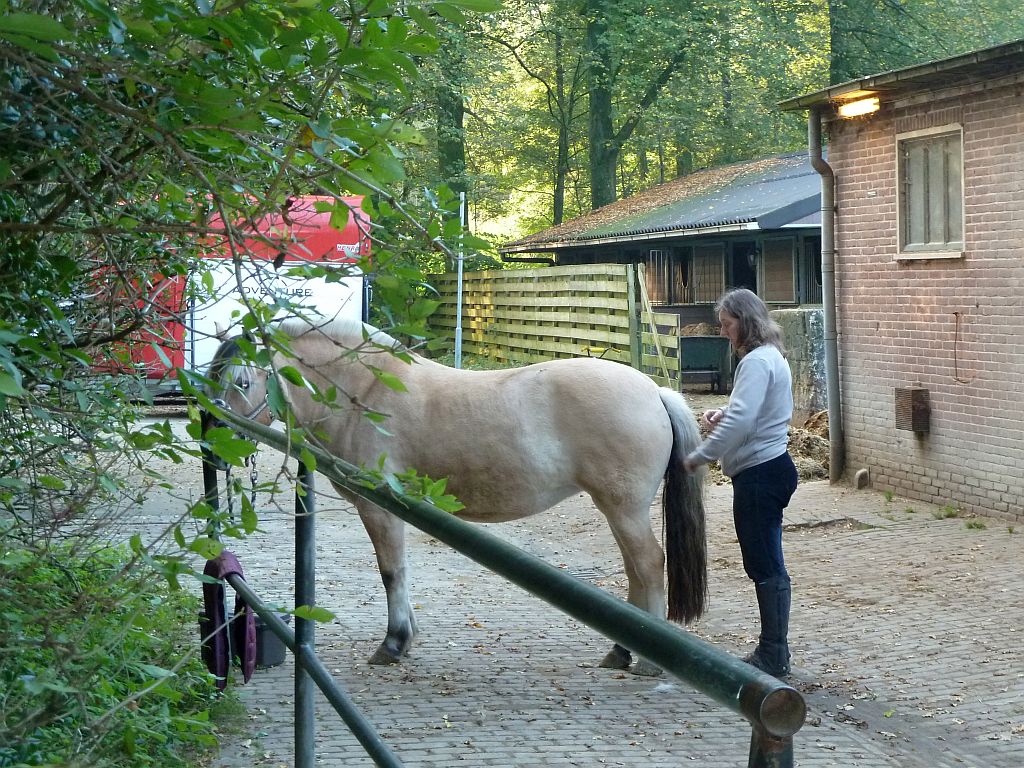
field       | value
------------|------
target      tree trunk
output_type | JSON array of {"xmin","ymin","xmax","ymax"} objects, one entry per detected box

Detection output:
[
  {"xmin": 829, "ymin": 0, "xmax": 857, "ymax": 85},
  {"xmin": 675, "ymin": 131, "xmax": 693, "ymax": 178},
  {"xmin": 585, "ymin": 0, "xmax": 617, "ymax": 210},
  {"xmin": 553, "ymin": 27, "xmax": 568, "ymax": 225}
]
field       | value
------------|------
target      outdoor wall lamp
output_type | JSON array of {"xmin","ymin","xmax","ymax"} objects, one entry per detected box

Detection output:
[{"xmin": 837, "ymin": 96, "xmax": 880, "ymax": 118}]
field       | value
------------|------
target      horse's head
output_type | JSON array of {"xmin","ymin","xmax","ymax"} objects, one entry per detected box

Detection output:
[{"xmin": 205, "ymin": 334, "xmax": 275, "ymax": 426}]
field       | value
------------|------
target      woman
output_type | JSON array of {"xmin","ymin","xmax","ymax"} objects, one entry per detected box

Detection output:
[{"xmin": 683, "ymin": 288, "xmax": 798, "ymax": 677}]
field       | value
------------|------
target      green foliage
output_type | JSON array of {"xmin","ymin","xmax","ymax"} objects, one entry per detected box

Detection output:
[
  {"xmin": 2, "ymin": 0, "xmax": 499, "ymax": 761},
  {"xmin": 0, "ymin": 0, "xmax": 502, "ymax": 530},
  {"xmin": 450, "ymin": 0, "xmax": 1024, "ymax": 235},
  {"xmin": 828, "ymin": 0, "xmax": 1024, "ymax": 84},
  {"xmin": 292, "ymin": 604, "xmax": 337, "ymax": 623},
  {"xmin": 0, "ymin": 542, "xmax": 221, "ymax": 767},
  {"xmin": 387, "ymin": 467, "xmax": 466, "ymax": 513},
  {"xmin": 964, "ymin": 519, "xmax": 986, "ymax": 530}
]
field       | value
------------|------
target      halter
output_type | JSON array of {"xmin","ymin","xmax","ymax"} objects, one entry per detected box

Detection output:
[
  {"xmin": 211, "ymin": 361, "xmax": 272, "ymax": 422},
  {"xmin": 210, "ymin": 392, "xmax": 269, "ymax": 422},
  {"xmin": 239, "ymin": 392, "xmax": 270, "ymax": 421}
]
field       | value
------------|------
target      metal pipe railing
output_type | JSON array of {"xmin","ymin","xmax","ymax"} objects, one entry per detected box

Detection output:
[
  {"xmin": 226, "ymin": 574, "xmax": 403, "ymax": 768},
  {"xmin": 207, "ymin": 406, "xmax": 806, "ymax": 765}
]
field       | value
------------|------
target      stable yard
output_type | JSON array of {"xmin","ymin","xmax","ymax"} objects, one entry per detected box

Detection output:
[{"xmin": 128, "ymin": 414, "xmax": 1024, "ymax": 767}]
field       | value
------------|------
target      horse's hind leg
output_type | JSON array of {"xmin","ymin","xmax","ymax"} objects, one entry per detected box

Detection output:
[
  {"xmin": 355, "ymin": 502, "xmax": 418, "ymax": 665},
  {"xmin": 595, "ymin": 497, "xmax": 667, "ymax": 677}
]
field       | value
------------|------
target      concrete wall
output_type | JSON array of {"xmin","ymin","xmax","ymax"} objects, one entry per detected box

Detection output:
[
  {"xmin": 826, "ymin": 73, "xmax": 1024, "ymax": 521},
  {"xmin": 774, "ymin": 308, "xmax": 826, "ymax": 423}
]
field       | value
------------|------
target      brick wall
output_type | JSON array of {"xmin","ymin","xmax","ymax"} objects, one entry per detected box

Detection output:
[{"xmin": 827, "ymin": 74, "xmax": 1024, "ymax": 521}]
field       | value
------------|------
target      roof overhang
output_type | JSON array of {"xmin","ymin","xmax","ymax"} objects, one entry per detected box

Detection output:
[{"xmin": 499, "ymin": 220, "xmax": 761, "ymax": 254}]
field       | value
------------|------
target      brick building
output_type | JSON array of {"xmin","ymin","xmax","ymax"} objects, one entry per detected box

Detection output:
[{"xmin": 780, "ymin": 40, "xmax": 1024, "ymax": 521}]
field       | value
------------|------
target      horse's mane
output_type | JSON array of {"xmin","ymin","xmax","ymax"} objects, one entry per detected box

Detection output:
[{"xmin": 277, "ymin": 316, "xmax": 407, "ymax": 355}]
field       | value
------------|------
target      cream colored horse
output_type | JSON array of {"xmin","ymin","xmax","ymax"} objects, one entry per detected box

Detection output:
[{"xmin": 207, "ymin": 319, "xmax": 707, "ymax": 675}]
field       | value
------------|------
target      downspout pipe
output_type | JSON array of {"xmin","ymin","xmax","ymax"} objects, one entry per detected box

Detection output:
[{"xmin": 808, "ymin": 105, "xmax": 845, "ymax": 481}]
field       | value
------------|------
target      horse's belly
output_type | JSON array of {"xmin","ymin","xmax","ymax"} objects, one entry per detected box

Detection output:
[{"xmin": 451, "ymin": 483, "xmax": 579, "ymax": 523}]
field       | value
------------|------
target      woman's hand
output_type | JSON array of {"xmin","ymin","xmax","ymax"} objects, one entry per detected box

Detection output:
[{"xmin": 702, "ymin": 408, "xmax": 725, "ymax": 430}]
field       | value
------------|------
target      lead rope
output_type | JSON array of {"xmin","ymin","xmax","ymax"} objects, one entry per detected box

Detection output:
[
  {"xmin": 224, "ymin": 448, "xmax": 260, "ymax": 525},
  {"xmin": 224, "ymin": 463, "xmax": 234, "ymax": 524},
  {"xmin": 247, "ymin": 449, "xmax": 259, "ymax": 509}
]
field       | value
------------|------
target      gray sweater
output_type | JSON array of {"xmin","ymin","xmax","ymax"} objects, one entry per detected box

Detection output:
[{"xmin": 687, "ymin": 344, "xmax": 793, "ymax": 478}]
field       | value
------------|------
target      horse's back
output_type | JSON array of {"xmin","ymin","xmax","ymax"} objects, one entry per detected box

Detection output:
[{"xmin": 398, "ymin": 357, "xmax": 675, "ymax": 519}]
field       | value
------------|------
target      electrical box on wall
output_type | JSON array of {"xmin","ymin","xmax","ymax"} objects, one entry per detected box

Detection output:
[{"xmin": 895, "ymin": 387, "xmax": 930, "ymax": 433}]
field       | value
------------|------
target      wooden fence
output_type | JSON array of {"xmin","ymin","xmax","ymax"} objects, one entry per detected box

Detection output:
[{"xmin": 428, "ymin": 264, "xmax": 685, "ymax": 388}]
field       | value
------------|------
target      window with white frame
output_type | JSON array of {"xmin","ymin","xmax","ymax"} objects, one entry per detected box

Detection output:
[{"xmin": 897, "ymin": 126, "xmax": 964, "ymax": 257}]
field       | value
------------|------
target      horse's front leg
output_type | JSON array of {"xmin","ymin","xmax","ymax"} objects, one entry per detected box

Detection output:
[{"xmin": 356, "ymin": 503, "xmax": 418, "ymax": 665}]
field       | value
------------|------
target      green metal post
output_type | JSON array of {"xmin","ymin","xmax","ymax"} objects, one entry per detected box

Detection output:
[
  {"xmin": 226, "ymin": 576, "xmax": 402, "ymax": 768},
  {"xmin": 295, "ymin": 463, "xmax": 316, "ymax": 768}
]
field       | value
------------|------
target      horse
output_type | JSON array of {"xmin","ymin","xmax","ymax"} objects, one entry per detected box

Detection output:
[{"xmin": 206, "ymin": 318, "xmax": 708, "ymax": 676}]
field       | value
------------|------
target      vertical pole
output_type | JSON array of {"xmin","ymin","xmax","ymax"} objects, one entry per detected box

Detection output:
[
  {"xmin": 748, "ymin": 725, "xmax": 795, "ymax": 768},
  {"xmin": 454, "ymin": 190, "xmax": 466, "ymax": 369},
  {"xmin": 625, "ymin": 263, "xmax": 642, "ymax": 370},
  {"xmin": 202, "ymin": 455, "xmax": 220, "ymax": 515},
  {"xmin": 295, "ymin": 462, "xmax": 316, "ymax": 768},
  {"xmin": 200, "ymin": 412, "xmax": 221, "ymax": 538},
  {"xmin": 808, "ymin": 106, "xmax": 845, "ymax": 481}
]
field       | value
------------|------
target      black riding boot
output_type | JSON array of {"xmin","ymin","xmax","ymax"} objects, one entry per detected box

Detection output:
[{"xmin": 744, "ymin": 576, "xmax": 791, "ymax": 677}]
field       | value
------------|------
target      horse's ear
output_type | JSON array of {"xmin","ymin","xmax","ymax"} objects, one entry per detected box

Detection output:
[{"xmin": 214, "ymin": 321, "xmax": 228, "ymax": 341}]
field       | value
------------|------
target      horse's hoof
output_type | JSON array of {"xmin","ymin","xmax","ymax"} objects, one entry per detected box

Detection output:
[
  {"xmin": 367, "ymin": 646, "xmax": 402, "ymax": 665},
  {"xmin": 630, "ymin": 658, "xmax": 664, "ymax": 677},
  {"xmin": 598, "ymin": 645, "xmax": 632, "ymax": 670}
]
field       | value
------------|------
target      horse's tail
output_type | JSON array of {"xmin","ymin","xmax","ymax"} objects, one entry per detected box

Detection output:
[{"xmin": 658, "ymin": 388, "xmax": 708, "ymax": 623}]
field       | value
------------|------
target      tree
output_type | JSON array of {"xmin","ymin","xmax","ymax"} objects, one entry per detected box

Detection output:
[
  {"xmin": 478, "ymin": 0, "xmax": 585, "ymax": 225},
  {"xmin": 584, "ymin": 0, "xmax": 695, "ymax": 209},
  {"xmin": 828, "ymin": 0, "xmax": 1024, "ymax": 84},
  {"xmin": 435, "ymin": 29, "xmax": 471, "ymax": 226},
  {"xmin": 0, "ymin": 0, "xmax": 497, "ymax": 758}
]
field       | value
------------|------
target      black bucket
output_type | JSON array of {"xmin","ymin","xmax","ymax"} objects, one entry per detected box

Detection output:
[{"xmin": 254, "ymin": 612, "xmax": 290, "ymax": 668}]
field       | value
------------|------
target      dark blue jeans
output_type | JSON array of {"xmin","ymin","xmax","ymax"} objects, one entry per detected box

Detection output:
[{"xmin": 731, "ymin": 452, "xmax": 799, "ymax": 584}]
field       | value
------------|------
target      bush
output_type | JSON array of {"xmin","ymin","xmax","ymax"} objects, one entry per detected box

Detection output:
[{"xmin": 0, "ymin": 541, "xmax": 221, "ymax": 767}]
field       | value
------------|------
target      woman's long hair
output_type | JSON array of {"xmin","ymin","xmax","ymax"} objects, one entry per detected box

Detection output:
[{"xmin": 716, "ymin": 287, "xmax": 786, "ymax": 357}]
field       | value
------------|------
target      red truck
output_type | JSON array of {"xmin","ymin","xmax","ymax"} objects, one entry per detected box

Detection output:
[{"xmin": 111, "ymin": 196, "xmax": 371, "ymax": 395}]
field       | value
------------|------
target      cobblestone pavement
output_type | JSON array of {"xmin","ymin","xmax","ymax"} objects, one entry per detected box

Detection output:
[{"xmin": 141, "ymin": 415, "xmax": 1024, "ymax": 767}]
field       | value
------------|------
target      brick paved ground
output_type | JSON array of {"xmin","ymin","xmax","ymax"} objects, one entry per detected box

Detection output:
[
  {"xmin": 179, "ymin": 459, "xmax": 1022, "ymax": 767},
  {"xmin": 135, "ymin": 413, "xmax": 1024, "ymax": 767}
]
